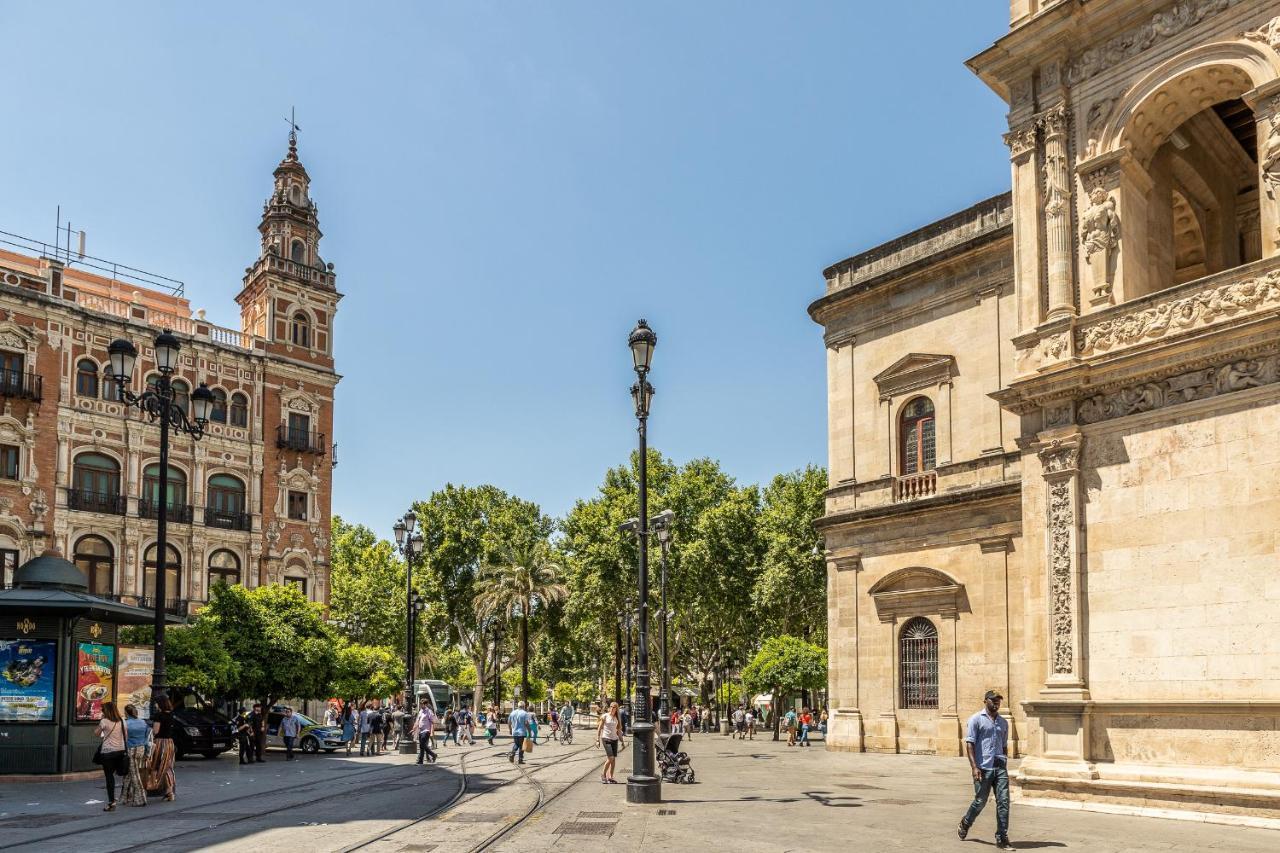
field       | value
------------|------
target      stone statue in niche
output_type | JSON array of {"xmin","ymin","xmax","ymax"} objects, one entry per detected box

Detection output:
[{"xmin": 1081, "ymin": 187, "xmax": 1120, "ymax": 299}]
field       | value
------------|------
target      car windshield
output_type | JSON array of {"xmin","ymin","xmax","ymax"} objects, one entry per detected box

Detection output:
[{"xmin": 294, "ymin": 713, "xmax": 317, "ymax": 727}]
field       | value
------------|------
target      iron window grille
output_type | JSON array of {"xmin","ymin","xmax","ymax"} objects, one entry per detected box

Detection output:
[{"xmin": 899, "ymin": 617, "xmax": 939, "ymax": 709}]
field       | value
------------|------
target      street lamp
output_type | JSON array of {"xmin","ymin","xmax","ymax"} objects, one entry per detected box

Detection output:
[
  {"xmin": 337, "ymin": 614, "xmax": 366, "ymax": 641},
  {"xmin": 490, "ymin": 620, "xmax": 505, "ymax": 711},
  {"xmin": 394, "ymin": 509, "xmax": 424, "ymax": 752},
  {"xmin": 651, "ymin": 508, "xmax": 675, "ymax": 733},
  {"xmin": 625, "ymin": 318, "xmax": 660, "ymax": 803},
  {"xmin": 107, "ymin": 331, "xmax": 214, "ymax": 713}
]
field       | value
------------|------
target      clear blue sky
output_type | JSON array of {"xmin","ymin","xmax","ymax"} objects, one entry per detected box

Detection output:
[{"xmin": 1, "ymin": 2, "xmax": 1010, "ymax": 532}]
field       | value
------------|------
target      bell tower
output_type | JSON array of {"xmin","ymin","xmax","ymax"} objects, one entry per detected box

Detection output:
[{"xmin": 236, "ymin": 123, "xmax": 341, "ymax": 362}]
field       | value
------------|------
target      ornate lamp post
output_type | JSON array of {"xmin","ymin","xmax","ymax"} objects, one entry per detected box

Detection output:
[
  {"xmin": 107, "ymin": 331, "xmax": 214, "ymax": 712},
  {"xmin": 393, "ymin": 511, "xmax": 424, "ymax": 752},
  {"xmin": 625, "ymin": 318, "xmax": 660, "ymax": 803},
  {"xmin": 337, "ymin": 614, "xmax": 367, "ymax": 642}
]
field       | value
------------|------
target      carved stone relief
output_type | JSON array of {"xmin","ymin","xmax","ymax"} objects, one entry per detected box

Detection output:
[
  {"xmin": 1077, "ymin": 353, "xmax": 1280, "ymax": 424},
  {"xmin": 1081, "ymin": 187, "xmax": 1121, "ymax": 301},
  {"xmin": 1242, "ymin": 15, "xmax": 1280, "ymax": 51},
  {"xmin": 1047, "ymin": 478, "xmax": 1075, "ymax": 676},
  {"xmin": 1003, "ymin": 123, "xmax": 1038, "ymax": 159},
  {"xmin": 1084, "ymin": 97, "xmax": 1117, "ymax": 158}
]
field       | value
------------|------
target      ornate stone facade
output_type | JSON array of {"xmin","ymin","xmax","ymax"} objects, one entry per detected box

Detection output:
[
  {"xmin": 0, "ymin": 132, "xmax": 339, "ymax": 609},
  {"xmin": 817, "ymin": 0, "xmax": 1280, "ymax": 828}
]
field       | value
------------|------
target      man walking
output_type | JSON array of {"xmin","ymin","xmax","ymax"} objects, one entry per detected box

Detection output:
[
  {"xmin": 280, "ymin": 706, "xmax": 302, "ymax": 760},
  {"xmin": 957, "ymin": 690, "xmax": 1013, "ymax": 850},
  {"xmin": 358, "ymin": 703, "xmax": 373, "ymax": 756},
  {"xmin": 508, "ymin": 701, "xmax": 531, "ymax": 764},
  {"xmin": 412, "ymin": 699, "xmax": 437, "ymax": 764}
]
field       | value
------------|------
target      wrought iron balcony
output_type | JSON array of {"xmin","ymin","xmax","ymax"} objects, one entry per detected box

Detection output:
[
  {"xmin": 205, "ymin": 507, "xmax": 252, "ymax": 531},
  {"xmin": 276, "ymin": 425, "xmax": 326, "ymax": 454},
  {"xmin": 138, "ymin": 500, "xmax": 193, "ymax": 524},
  {"xmin": 893, "ymin": 470, "xmax": 937, "ymax": 502},
  {"xmin": 0, "ymin": 369, "xmax": 42, "ymax": 402},
  {"xmin": 137, "ymin": 596, "xmax": 188, "ymax": 616},
  {"xmin": 65, "ymin": 488, "xmax": 126, "ymax": 515}
]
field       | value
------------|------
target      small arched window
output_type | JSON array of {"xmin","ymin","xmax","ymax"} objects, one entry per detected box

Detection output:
[
  {"xmin": 290, "ymin": 239, "xmax": 306, "ymax": 263},
  {"xmin": 899, "ymin": 397, "xmax": 936, "ymax": 475},
  {"xmin": 229, "ymin": 392, "xmax": 249, "ymax": 427},
  {"xmin": 142, "ymin": 463, "xmax": 187, "ymax": 509},
  {"xmin": 171, "ymin": 380, "xmax": 190, "ymax": 415},
  {"xmin": 74, "ymin": 535, "xmax": 114, "ymax": 597},
  {"xmin": 76, "ymin": 359, "xmax": 98, "ymax": 397},
  {"xmin": 290, "ymin": 312, "xmax": 310, "ymax": 348},
  {"xmin": 210, "ymin": 388, "xmax": 227, "ymax": 423},
  {"xmin": 208, "ymin": 549, "xmax": 241, "ymax": 588},
  {"xmin": 899, "ymin": 617, "xmax": 939, "ymax": 710}
]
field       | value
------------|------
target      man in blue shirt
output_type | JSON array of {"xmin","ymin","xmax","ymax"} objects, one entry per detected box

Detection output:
[
  {"xmin": 508, "ymin": 702, "xmax": 531, "ymax": 764},
  {"xmin": 279, "ymin": 707, "xmax": 303, "ymax": 761},
  {"xmin": 958, "ymin": 690, "xmax": 1012, "ymax": 850}
]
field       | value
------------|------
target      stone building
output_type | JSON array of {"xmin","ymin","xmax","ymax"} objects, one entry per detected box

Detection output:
[
  {"xmin": 812, "ymin": 0, "xmax": 1280, "ymax": 825},
  {"xmin": 0, "ymin": 130, "xmax": 340, "ymax": 612}
]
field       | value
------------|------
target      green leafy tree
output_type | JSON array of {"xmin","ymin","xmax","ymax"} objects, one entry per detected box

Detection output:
[
  {"xmin": 415, "ymin": 484, "xmax": 551, "ymax": 709},
  {"xmin": 474, "ymin": 539, "xmax": 567, "ymax": 705},
  {"xmin": 552, "ymin": 681, "xmax": 578, "ymax": 704},
  {"xmin": 754, "ymin": 466, "xmax": 828, "ymax": 642},
  {"xmin": 118, "ymin": 621, "xmax": 238, "ymax": 697},
  {"xmin": 329, "ymin": 517, "xmax": 408, "ymax": 651},
  {"xmin": 742, "ymin": 635, "xmax": 828, "ymax": 740},
  {"xmin": 202, "ymin": 582, "xmax": 337, "ymax": 708},
  {"xmin": 331, "ymin": 642, "xmax": 404, "ymax": 702},
  {"xmin": 502, "ymin": 667, "xmax": 546, "ymax": 703}
]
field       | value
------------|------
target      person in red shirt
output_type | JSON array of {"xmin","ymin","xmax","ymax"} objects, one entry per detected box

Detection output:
[{"xmin": 799, "ymin": 708, "xmax": 814, "ymax": 747}]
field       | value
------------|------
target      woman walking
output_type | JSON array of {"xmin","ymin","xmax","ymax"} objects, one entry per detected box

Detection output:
[
  {"xmin": 95, "ymin": 701, "xmax": 127, "ymax": 811},
  {"xmin": 595, "ymin": 701, "xmax": 625, "ymax": 784},
  {"xmin": 341, "ymin": 702, "xmax": 356, "ymax": 756},
  {"xmin": 121, "ymin": 704, "xmax": 149, "ymax": 807},
  {"xmin": 486, "ymin": 706, "xmax": 499, "ymax": 745},
  {"xmin": 147, "ymin": 695, "xmax": 177, "ymax": 801}
]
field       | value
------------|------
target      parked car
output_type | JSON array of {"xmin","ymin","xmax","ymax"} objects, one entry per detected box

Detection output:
[
  {"xmin": 266, "ymin": 706, "xmax": 347, "ymax": 753},
  {"xmin": 170, "ymin": 688, "xmax": 237, "ymax": 759}
]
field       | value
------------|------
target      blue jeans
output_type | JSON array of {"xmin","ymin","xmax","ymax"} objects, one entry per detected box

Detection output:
[
  {"xmin": 963, "ymin": 764, "xmax": 1010, "ymax": 838},
  {"xmin": 283, "ymin": 735, "xmax": 296, "ymax": 759},
  {"xmin": 799, "ymin": 724, "xmax": 809, "ymax": 743},
  {"xmin": 417, "ymin": 733, "xmax": 437, "ymax": 764},
  {"xmin": 510, "ymin": 734, "xmax": 526, "ymax": 762}
]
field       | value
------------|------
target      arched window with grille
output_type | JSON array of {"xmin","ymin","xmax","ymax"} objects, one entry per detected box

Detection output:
[
  {"xmin": 210, "ymin": 388, "xmax": 227, "ymax": 423},
  {"xmin": 74, "ymin": 535, "xmax": 114, "ymax": 597},
  {"xmin": 899, "ymin": 617, "xmax": 939, "ymax": 709},
  {"xmin": 208, "ymin": 549, "xmax": 240, "ymax": 588},
  {"xmin": 899, "ymin": 397, "xmax": 936, "ymax": 475},
  {"xmin": 229, "ymin": 392, "xmax": 248, "ymax": 427},
  {"xmin": 290, "ymin": 312, "xmax": 310, "ymax": 348},
  {"xmin": 71, "ymin": 452, "xmax": 122, "ymax": 513},
  {"xmin": 142, "ymin": 463, "xmax": 187, "ymax": 517},
  {"xmin": 75, "ymin": 359, "xmax": 98, "ymax": 397}
]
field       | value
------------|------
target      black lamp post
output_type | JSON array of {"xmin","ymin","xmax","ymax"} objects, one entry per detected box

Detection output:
[
  {"xmin": 625, "ymin": 318, "xmax": 660, "ymax": 803},
  {"xmin": 393, "ymin": 511, "xmax": 424, "ymax": 752},
  {"xmin": 107, "ymin": 331, "xmax": 214, "ymax": 713},
  {"xmin": 623, "ymin": 597, "xmax": 633, "ymax": 725},
  {"xmin": 490, "ymin": 620, "xmax": 504, "ymax": 711},
  {"xmin": 652, "ymin": 509, "xmax": 675, "ymax": 733}
]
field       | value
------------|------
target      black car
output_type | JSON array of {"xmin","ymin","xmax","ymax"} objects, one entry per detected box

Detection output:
[{"xmin": 170, "ymin": 688, "xmax": 237, "ymax": 759}]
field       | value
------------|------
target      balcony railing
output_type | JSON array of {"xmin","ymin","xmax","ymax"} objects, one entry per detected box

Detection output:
[
  {"xmin": 66, "ymin": 488, "xmax": 127, "ymax": 515},
  {"xmin": 893, "ymin": 470, "xmax": 937, "ymax": 503},
  {"xmin": 0, "ymin": 370, "xmax": 42, "ymax": 402},
  {"xmin": 138, "ymin": 500, "xmax": 194, "ymax": 524},
  {"xmin": 205, "ymin": 507, "xmax": 252, "ymax": 531},
  {"xmin": 276, "ymin": 425, "xmax": 326, "ymax": 455},
  {"xmin": 137, "ymin": 596, "xmax": 188, "ymax": 616}
]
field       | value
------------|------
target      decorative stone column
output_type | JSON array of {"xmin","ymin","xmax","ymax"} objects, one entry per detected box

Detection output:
[
  {"xmin": 1040, "ymin": 106, "xmax": 1075, "ymax": 317},
  {"xmin": 1037, "ymin": 433, "xmax": 1087, "ymax": 694},
  {"xmin": 1004, "ymin": 119, "xmax": 1042, "ymax": 333}
]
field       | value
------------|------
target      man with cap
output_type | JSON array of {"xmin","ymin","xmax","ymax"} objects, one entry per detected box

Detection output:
[{"xmin": 957, "ymin": 689, "xmax": 1012, "ymax": 850}]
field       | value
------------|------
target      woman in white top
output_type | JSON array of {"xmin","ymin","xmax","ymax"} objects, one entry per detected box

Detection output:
[
  {"xmin": 96, "ymin": 700, "xmax": 127, "ymax": 811},
  {"xmin": 595, "ymin": 701, "xmax": 625, "ymax": 784}
]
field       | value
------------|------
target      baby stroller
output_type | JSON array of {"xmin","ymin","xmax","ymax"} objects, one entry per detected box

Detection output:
[{"xmin": 657, "ymin": 732, "xmax": 695, "ymax": 784}]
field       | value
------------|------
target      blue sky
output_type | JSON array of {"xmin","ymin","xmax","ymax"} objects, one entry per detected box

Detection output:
[{"xmin": 1, "ymin": 2, "xmax": 1010, "ymax": 531}]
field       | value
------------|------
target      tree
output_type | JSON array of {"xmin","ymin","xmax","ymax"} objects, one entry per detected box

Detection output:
[
  {"xmin": 502, "ymin": 667, "xmax": 546, "ymax": 703},
  {"xmin": 742, "ymin": 635, "xmax": 827, "ymax": 740},
  {"xmin": 474, "ymin": 539, "xmax": 567, "ymax": 705},
  {"xmin": 754, "ymin": 466, "xmax": 828, "ymax": 642},
  {"xmin": 416, "ymin": 484, "xmax": 551, "ymax": 711},
  {"xmin": 329, "ymin": 517, "xmax": 408, "ymax": 651},
  {"xmin": 118, "ymin": 620, "xmax": 238, "ymax": 697},
  {"xmin": 331, "ymin": 642, "xmax": 404, "ymax": 702},
  {"xmin": 553, "ymin": 681, "xmax": 578, "ymax": 705},
  {"xmin": 202, "ymin": 582, "xmax": 337, "ymax": 708}
]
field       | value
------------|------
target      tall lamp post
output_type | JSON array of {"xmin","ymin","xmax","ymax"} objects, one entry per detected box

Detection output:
[
  {"xmin": 490, "ymin": 620, "xmax": 504, "ymax": 711},
  {"xmin": 625, "ymin": 318, "xmax": 660, "ymax": 803},
  {"xmin": 624, "ymin": 598, "xmax": 633, "ymax": 725},
  {"xmin": 108, "ymin": 331, "xmax": 215, "ymax": 712},
  {"xmin": 651, "ymin": 509, "xmax": 675, "ymax": 733},
  {"xmin": 393, "ymin": 511, "xmax": 424, "ymax": 752}
]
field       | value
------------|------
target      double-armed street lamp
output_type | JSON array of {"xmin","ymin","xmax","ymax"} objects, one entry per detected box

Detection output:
[
  {"xmin": 622, "ymin": 508, "xmax": 676, "ymax": 733},
  {"xmin": 107, "ymin": 331, "xmax": 215, "ymax": 713},
  {"xmin": 337, "ymin": 614, "xmax": 367, "ymax": 642},
  {"xmin": 625, "ymin": 318, "xmax": 660, "ymax": 804},
  {"xmin": 393, "ymin": 511, "xmax": 425, "ymax": 751}
]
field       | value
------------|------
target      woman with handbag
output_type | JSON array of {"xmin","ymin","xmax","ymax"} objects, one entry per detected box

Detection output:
[
  {"xmin": 147, "ymin": 695, "xmax": 177, "ymax": 801},
  {"xmin": 94, "ymin": 701, "xmax": 127, "ymax": 811},
  {"xmin": 120, "ymin": 704, "xmax": 149, "ymax": 807}
]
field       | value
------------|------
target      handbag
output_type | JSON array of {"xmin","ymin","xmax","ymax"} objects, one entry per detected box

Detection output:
[{"xmin": 92, "ymin": 721, "xmax": 121, "ymax": 765}]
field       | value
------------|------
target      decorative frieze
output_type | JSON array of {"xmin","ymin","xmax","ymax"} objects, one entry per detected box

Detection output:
[
  {"xmin": 1077, "ymin": 352, "xmax": 1280, "ymax": 424},
  {"xmin": 1066, "ymin": 0, "xmax": 1245, "ymax": 85},
  {"xmin": 1242, "ymin": 15, "xmax": 1280, "ymax": 50},
  {"xmin": 1075, "ymin": 268, "xmax": 1280, "ymax": 355}
]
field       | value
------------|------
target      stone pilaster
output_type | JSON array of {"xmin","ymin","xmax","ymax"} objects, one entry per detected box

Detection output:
[
  {"xmin": 1004, "ymin": 117, "xmax": 1042, "ymax": 333},
  {"xmin": 1040, "ymin": 106, "xmax": 1074, "ymax": 317},
  {"xmin": 1036, "ymin": 432, "xmax": 1087, "ymax": 696},
  {"xmin": 826, "ymin": 552, "xmax": 864, "ymax": 752}
]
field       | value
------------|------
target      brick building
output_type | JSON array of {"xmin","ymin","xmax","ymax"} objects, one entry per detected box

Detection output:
[{"xmin": 0, "ymin": 130, "xmax": 340, "ymax": 612}]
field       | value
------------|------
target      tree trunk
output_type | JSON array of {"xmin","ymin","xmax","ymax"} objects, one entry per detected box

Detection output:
[
  {"xmin": 520, "ymin": 612, "xmax": 530, "ymax": 707},
  {"xmin": 772, "ymin": 689, "xmax": 781, "ymax": 741}
]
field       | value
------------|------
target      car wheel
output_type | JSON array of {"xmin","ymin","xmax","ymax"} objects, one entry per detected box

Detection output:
[
  {"xmin": 301, "ymin": 736, "xmax": 320, "ymax": 754},
  {"xmin": 202, "ymin": 750, "xmax": 222, "ymax": 759}
]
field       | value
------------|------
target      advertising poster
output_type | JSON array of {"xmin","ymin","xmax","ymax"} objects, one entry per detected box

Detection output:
[
  {"xmin": 76, "ymin": 643, "xmax": 114, "ymax": 722},
  {"xmin": 115, "ymin": 646, "xmax": 154, "ymax": 720},
  {"xmin": 0, "ymin": 639, "xmax": 56, "ymax": 721}
]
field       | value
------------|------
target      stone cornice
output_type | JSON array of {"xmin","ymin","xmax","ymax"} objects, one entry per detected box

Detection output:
[{"xmin": 815, "ymin": 481, "xmax": 1020, "ymax": 531}]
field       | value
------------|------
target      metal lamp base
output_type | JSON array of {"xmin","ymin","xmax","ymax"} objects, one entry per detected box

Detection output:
[
  {"xmin": 399, "ymin": 741, "xmax": 418, "ymax": 755},
  {"xmin": 625, "ymin": 721, "xmax": 662, "ymax": 804}
]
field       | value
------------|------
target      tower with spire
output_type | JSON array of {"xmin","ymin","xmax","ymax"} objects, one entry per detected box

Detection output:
[{"xmin": 236, "ymin": 125, "xmax": 341, "ymax": 362}]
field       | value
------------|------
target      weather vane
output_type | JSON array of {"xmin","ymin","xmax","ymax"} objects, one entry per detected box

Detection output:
[{"xmin": 284, "ymin": 106, "xmax": 301, "ymax": 150}]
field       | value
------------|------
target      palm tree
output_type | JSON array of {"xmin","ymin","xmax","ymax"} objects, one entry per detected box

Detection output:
[{"xmin": 474, "ymin": 539, "xmax": 567, "ymax": 707}]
